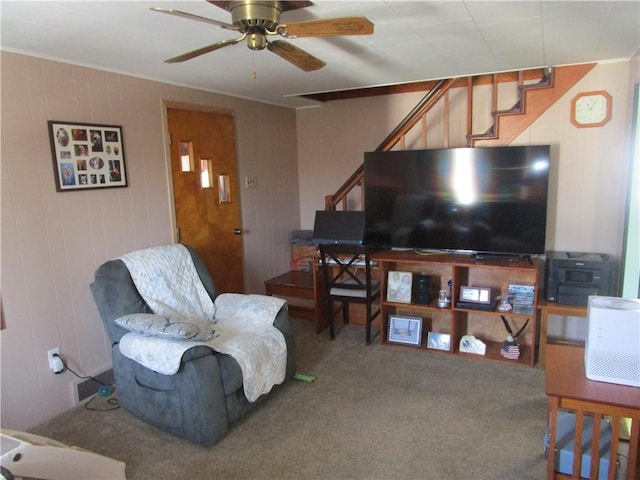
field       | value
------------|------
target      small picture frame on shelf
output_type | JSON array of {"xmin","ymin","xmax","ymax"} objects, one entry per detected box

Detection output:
[
  {"xmin": 387, "ymin": 271, "xmax": 412, "ymax": 303},
  {"xmin": 427, "ymin": 332, "xmax": 451, "ymax": 351},
  {"xmin": 387, "ymin": 315, "xmax": 422, "ymax": 346}
]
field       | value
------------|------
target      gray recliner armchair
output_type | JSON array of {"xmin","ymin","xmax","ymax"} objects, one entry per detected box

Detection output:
[{"xmin": 90, "ymin": 244, "xmax": 295, "ymax": 446}]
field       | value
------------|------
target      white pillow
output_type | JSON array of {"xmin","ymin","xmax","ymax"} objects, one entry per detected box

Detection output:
[{"xmin": 115, "ymin": 313, "xmax": 216, "ymax": 341}]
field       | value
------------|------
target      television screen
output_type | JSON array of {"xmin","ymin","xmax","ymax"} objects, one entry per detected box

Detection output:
[{"xmin": 364, "ymin": 145, "xmax": 551, "ymax": 256}]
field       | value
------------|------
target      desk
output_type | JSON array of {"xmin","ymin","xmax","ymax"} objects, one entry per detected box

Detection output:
[
  {"xmin": 545, "ymin": 344, "xmax": 640, "ymax": 479},
  {"xmin": 265, "ymin": 271, "xmax": 315, "ymax": 322}
]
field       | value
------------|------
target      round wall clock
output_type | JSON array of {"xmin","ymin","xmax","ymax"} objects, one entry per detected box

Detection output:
[{"xmin": 570, "ymin": 90, "xmax": 612, "ymax": 128}]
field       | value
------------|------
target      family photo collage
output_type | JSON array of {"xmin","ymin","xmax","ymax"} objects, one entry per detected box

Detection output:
[{"xmin": 48, "ymin": 121, "xmax": 127, "ymax": 191}]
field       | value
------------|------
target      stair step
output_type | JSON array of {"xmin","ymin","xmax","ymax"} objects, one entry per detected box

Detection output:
[
  {"xmin": 468, "ymin": 69, "xmax": 555, "ymax": 143},
  {"xmin": 472, "ymin": 64, "xmax": 594, "ymax": 147},
  {"xmin": 494, "ymin": 100, "xmax": 523, "ymax": 116},
  {"xmin": 467, "ymin": 124, "xmax": 495, "ymax": 139}
]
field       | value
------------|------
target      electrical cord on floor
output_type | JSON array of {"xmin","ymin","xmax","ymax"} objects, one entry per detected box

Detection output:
[
  {"xmin": 52, "ymin": 353, "xmax": 120, "ymax": 411},
  {"xmin": 83, "ymin": 395, "xmax": 120, "ymax": 411}
]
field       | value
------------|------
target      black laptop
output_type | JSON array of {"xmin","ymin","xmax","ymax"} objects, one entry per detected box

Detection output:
[{"xmin": 312, "ymin": 210, "xmax": 365, "ymax": 245}]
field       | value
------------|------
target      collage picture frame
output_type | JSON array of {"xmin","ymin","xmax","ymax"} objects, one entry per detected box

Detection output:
[{"xmin": 48, "ymin": 120, "xmax": 127, "ymax": 192}]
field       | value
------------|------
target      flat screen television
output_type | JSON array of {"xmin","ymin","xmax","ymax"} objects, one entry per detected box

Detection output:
[{"xmin": 364, "ymin": 145, "xmax": 551, "ymax": 258}]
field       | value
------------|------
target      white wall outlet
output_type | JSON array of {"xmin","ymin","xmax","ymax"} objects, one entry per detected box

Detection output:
[{"xmin": 47, "ymin": 347, "xmax": 64, "ymax": 374}]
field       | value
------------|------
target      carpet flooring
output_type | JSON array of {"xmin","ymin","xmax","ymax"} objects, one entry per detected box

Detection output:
[{"xmin": 31, "ymin": 317, "xmax": 548, "ymax": 479}]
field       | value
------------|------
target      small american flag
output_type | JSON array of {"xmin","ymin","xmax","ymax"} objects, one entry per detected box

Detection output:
[{"xmin": 500, "ymin": 336, "xmax": 520, "ymax": 360}]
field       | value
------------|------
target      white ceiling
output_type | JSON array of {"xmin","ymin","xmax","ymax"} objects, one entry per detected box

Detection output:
[{"xmin": 1, "ymin": 1, "xmax": 639, "ymax": 108}]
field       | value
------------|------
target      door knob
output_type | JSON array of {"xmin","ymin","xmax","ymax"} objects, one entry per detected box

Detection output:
[{"xmin": 234, "ymin": 228, "xmax": 243, "ymax": 235}]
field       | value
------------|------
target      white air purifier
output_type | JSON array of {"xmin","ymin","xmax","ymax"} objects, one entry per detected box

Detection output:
[{"xmin": 585, "ymin": 296, "xmax": 640, "ymax": 387}]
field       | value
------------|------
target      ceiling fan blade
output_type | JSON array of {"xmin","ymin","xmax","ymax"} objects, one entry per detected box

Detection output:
[
  {"xmin": 267, "ymin": 40, "xmax": 326, "ymax": 72},
  {"xmin": 164, "ymin": 35, "xmax": 246, "ymax": 63},
  {"xmin": 278, "ymin": 17, "xmax": 374, "ymax": 38},
  {"xmin": 150, "ymin": 7, "xmax": 238, "ymax": 31}
]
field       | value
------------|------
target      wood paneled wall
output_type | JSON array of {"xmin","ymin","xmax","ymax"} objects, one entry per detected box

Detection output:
[
  {"xmin": 296, "ymin": 61, "xmax": 634, "ymax": 261},
  {"xmin": 0, "ymin": 52, "xmax": 299, "ymax": 430}
]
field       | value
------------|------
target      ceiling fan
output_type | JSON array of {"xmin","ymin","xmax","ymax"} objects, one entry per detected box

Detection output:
[{"xmin": 151, "ymin": 0, "xmax": 374, "ymax": 72}]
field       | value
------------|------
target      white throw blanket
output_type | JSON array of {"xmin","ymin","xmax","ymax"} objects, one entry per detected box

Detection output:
[{"xmin": 118, "ymin": 244, "xmax": 287, "ymax": 402}]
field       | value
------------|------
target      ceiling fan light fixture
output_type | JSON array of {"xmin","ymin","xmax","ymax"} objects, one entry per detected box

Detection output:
[{"xmin": 246, "ymin": 30, "xmax": 267, "ymax": 50}]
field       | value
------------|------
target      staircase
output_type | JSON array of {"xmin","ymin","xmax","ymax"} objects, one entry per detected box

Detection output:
[
  {"xmin": 325, "ymin": 63, "xmax": 595, "ymax": 211},
  {"xmin": 469, "ymin": 63, "xmax": 596, "ymax": 147}
]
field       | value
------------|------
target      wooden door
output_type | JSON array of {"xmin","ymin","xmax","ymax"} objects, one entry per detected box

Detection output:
[{"xmin": 167, "ymin": 108, "xmax": 244, "ymax": 293}]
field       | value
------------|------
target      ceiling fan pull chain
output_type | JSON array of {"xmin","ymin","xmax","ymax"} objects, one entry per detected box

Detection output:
[{"xmin": 251, "ymin": 50, "xmax": 257, "ymax": 79}]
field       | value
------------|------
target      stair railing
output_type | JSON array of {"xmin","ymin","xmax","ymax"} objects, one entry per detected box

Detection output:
[
  {"xmin": 324, "ymin": 65, "xmax": 577, "ymax": 211},
  {"xmin": 324, "ymin": 77, "xmax": 457, "ymax": 211}
]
